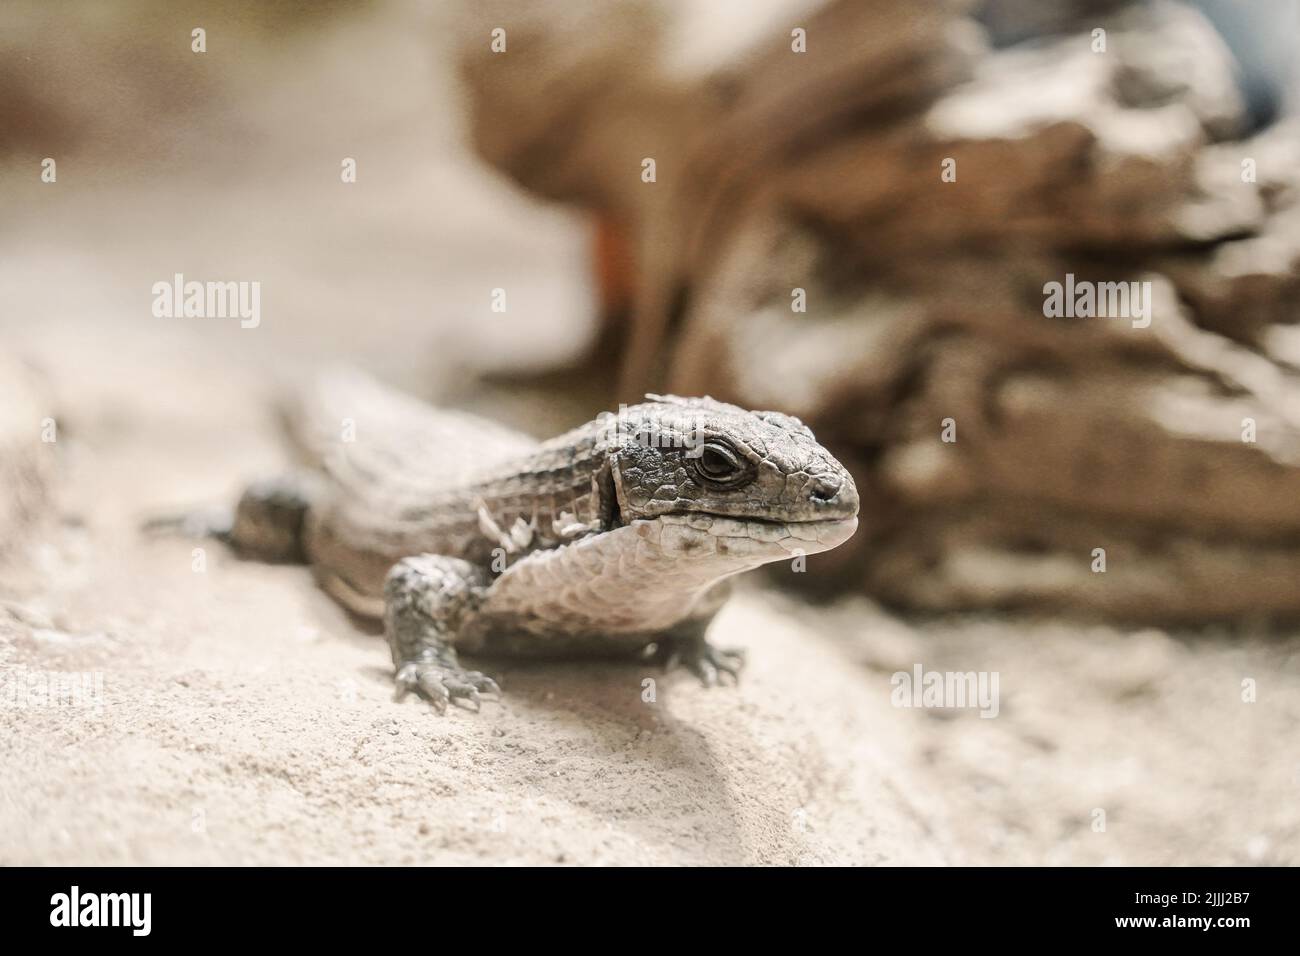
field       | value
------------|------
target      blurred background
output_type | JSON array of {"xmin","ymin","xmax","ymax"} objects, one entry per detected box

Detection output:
[{"xmin": 2, "ymin": 0, "xmax": 1299, "ymax": 866}]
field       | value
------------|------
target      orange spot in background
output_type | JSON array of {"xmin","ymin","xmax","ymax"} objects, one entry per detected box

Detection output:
[{"xmin": 593, "ymin": 214, "xmax": 636, "ymax": 316}]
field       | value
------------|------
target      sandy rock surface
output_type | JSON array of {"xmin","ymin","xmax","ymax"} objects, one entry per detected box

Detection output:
[{"xmin": 1, "ymin": 339, "xmax": 1297, "ymax": 865}]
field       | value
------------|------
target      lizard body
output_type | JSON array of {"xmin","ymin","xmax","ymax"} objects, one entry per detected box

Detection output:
[{"xmin": 219, "ymin": 370, "xmax": 859, "ymax": 710}]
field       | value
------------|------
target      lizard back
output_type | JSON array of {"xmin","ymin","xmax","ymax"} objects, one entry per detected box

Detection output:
[{"xmin": 284, "ymin": 370, "xmax": 612, "ymax": 614}]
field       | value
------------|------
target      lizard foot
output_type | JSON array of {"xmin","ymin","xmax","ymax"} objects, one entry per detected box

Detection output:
[
  {"xmin": 659, "ymin": 637, "xmax": 746, "ymax": 688},
  {"xmin": 394, "ymin": 661, "xmax": 501, "ymax": 714}
]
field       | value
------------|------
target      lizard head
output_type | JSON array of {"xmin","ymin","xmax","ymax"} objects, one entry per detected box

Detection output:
[{"xmin": 600, "ymin": 395, "xmax": 859, "ymax": 562}]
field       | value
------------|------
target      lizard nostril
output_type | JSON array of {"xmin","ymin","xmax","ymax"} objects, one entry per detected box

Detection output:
[{"xmin": 809, "ymin": 475, "xmax": 841, "ymax": 503}]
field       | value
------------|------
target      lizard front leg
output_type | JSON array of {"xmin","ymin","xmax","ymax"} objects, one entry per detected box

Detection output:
[
  {"xmin": 656, "ymin": 628, "xmax": 747, "ymax": 687},
  {"xmin": 384, "ymin": 554, "xmax": 500, "ymax": 713},
  {"xmin": 651, "ymin": 584, "xmax": 746, "ymax": 687}
]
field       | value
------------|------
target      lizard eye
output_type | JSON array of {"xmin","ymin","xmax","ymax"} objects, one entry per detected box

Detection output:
[{"xmin": 694, "ymin": 441, "xmax": 747, "ymax": 486}]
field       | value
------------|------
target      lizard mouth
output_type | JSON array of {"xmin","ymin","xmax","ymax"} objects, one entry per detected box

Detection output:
[{"xmin": 647, "ymin": 512, "xmax": 859, "ymax": 558}]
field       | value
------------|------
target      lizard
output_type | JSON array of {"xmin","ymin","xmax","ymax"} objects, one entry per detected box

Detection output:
[{"xmin": 156, "ymin": 369, "xmax": 859, "ymax": 712}]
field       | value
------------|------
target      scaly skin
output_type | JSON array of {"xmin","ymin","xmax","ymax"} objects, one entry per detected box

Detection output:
[{"xmin": 222, "ymin": 370, "xmax": 860, "ymax": 712}]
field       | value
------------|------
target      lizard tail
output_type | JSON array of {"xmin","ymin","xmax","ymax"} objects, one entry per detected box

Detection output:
[{"xmin": 276, "ymin": 366, "xmax": 538, "ymax": 497}]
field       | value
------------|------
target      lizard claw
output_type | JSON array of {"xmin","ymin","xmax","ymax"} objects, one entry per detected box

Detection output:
[
  {"xmin": 394, "ymin": 662, "xmax": 501, "ymax": 713},
  {"xmin": 461, "ymin": 671, "xmax": 502, "ymax": 698},
  {"xmin": 662, "ymin": 639, "xmax": 746, "ymax": 688}
]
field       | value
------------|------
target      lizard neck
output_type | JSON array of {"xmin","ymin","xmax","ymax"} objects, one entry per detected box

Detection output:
[
  {"xmin": 472, "ymin": 511, "xmax": 852, "ymax": 644},
  {"xmin": 455, "ymin": 421, "xmax": 617, "ymax": 561}
]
